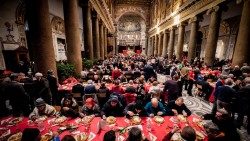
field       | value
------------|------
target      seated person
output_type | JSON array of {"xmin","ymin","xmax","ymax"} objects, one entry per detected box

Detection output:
[
  {"xmin": 84, "ymin": 80, "xmax": 97, "ymax": 94},
  {"xmin": 163, "ymin": 126, "xmax": 196, "ymax": 141},
  {"xmin": 60, "ymin": 94, "xmax": 79, "ymax": 118},
  {"xmin": 29, "ymin": 98, "xmax": 57, "ymax": 120},
  {"xmin": 21, "ymin": 128, "xmax": 41, "ymax": 141},
  {"xmin": 80, "ymin": 98, "xmax": 100, "ymax": 117},
  {"xmin": 110, "ymin": 80, "xmax": 124, "ymax": 94},
  {"xmin": 167, "ymin": 97, "xmax": 191, "ymax": 116},
  {"xmin": 61, "ymin": 135, "xmax": 76, "ymax": 141},
  {"xmin": 103, "ymin": 130, "xmax": 116, "ymax": 141},
  {"xmin": 124, "ymin": 101, "xmax": 146, "ymax": 118},
  {"xmin": 144, "ymin": 98, "xmax": 166, "ymax": 117},
  {"xmin": 203, "ymin": 108, "xmax": 240, "ymax": 141},
  {"xmin": 101, "ymin": 96, "xmax": 124, "ymax": 117},
  {"xmin": 119, "ymin": 74, "xmax": 128, "ymax": 83},
  {"xmin": 127, "ymin": 127, "xmax": 148, "ymax": 141},
  {"xmin": 97, "ymin": 82, "xmax": 110, "ymax": 107},
  {"xmin": 72, "ymin": 79, "xmax": 84, "ymax": 96},
  {"xmin": 125, "ymin": 80, "xmax": 136, "ymax": 93}
]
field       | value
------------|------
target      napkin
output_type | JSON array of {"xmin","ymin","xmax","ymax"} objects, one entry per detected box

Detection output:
[
  {"xmin": 117, "ymin": 135, "xmax": 125, "ymax": 141},
  {"xmin": 88, "ymin": 132, "xmax": 96, "ymax": 141},
  {"xmin": 148, "ymin": 133, "xmax": 157, "ymax": 141}
]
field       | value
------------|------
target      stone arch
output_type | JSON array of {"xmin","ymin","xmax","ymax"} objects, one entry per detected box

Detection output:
[{"xmin": 115, "ymin": 7, "xmax": 147, "ymax": 24}]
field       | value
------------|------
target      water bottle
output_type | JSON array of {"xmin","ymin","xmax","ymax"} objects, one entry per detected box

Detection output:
[
  {"xmin": 53, "ymin": 136, "xmax": 60, "ymax": 141},
  {"xmin": 146, "ymin": 118, "xmax": 152, "ymax": 132}
]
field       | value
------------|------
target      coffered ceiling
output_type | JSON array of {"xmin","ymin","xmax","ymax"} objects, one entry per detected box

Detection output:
[{"xmin": 115, "ymin": 0, "xmax": 153, "ymax": 5}]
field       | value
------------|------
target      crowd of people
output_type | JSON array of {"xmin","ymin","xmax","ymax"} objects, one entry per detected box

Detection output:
[{"xmin": 1, "ymin": 54, "xmax": 250, "ymax": 141}]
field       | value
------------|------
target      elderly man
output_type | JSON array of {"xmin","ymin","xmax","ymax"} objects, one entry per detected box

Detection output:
[
  {"xmin": 144, "ymin": 98, "xmax": 166, "ymax": 117},
  {"xmin": 32, "ymin": 72, "xmax": 52, "ymax": 105},
  {"xmin": 29, "ymin": 98, "xmax": 57, "ymax": 120},
  {"xmin": 167, "ymin": 97, "xmax": 191, "ymax": 116}
]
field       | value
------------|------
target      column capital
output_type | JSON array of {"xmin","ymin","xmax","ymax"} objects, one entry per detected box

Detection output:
[
  {"xmin": 206, "ymin": 6, "xmax": 220, "ymax": 15},
  {"xmin": 237, "ymin": 0, "xmax": 250, "ymax": 4},
  {"xmin": 189, "ymin": 15, "xmax": 203, "ymax": 24},
  {"xmin": 163, "ymin": 29, "xmax": 169, "ymax": 34},
  {"xmin": 177, "ymin": 22, "xmax": 187, "ymax": 28},
  {"xmin": 169, "ymin": 26, "xmax": 176, "ymax": 31}
]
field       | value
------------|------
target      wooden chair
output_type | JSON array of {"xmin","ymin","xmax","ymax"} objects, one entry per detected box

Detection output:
[{"xmin": 72, "ymin": 92, "xmax": 82, "ymax": 105}]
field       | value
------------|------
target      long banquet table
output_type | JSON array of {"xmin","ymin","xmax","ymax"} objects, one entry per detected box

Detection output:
[{"xmin": 0, "ymin": 115, "xmax": 208, "ymax": 141}]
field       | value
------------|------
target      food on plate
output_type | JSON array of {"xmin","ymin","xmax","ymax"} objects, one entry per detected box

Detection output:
[
  {"xmin": 192, "ymin": 117, "xmax": 202, "ymax": 123},
  {"xmin": 131, "ymin": 116, "xmax": 141, "ymax": 125},
  {"xmin": 170, "ymin": 133, "xmax": 182, "ymax": 141},
  {"xmin": 35, "ymin": 116, "xmax": 47, "ymax": 122},
  {"xmin": 177, "ymin": 115, "xmax": 187, "ymax": 122},
  {"xmin": 169, "ymin": 117, "xmax": 179, "ymax": 123},
  {"xmin": 7, "ymin": 132, "xmax": 22, "ymax": 141},
  {"xmin": 8, "ymin": 117, "xmax": 23, "ymax": 125},
  {"xmin": 154, "ymin": 116, "xmax": 164, "ymax": 124},
  {"xmin": 74, "ymin": 133, "xmax": 88, "ymax": 141},
  {"xmin": 40, "ymin": 133, "xmax": 53, "ymax": 141},
  {"xmin": 54, "ymin": 116, "xmax": 67, "ymax": 124},
  {"xmin": 106, "ymin": 116, "xmax": 116, "ymax": 125},
  {"xmin": 81, "ymin": 115, "xmax": 94, "ymax": 124},
  {"xmin": 196, "ymin": 131, "xmax": 205, "ymax": 140},
  {"xmin": 0, "ymin": 128, "xmax": 11, "ymax": 139}
]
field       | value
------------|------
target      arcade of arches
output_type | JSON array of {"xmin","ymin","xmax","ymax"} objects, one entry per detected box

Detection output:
[{"xmin": 0, "ymin": 0, "xmax": 250, "ymax": 75}]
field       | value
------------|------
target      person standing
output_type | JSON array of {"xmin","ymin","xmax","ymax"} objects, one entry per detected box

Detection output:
[{"xmin": 47, "ymin": 70, "xmax": 58, "ymax": 105}]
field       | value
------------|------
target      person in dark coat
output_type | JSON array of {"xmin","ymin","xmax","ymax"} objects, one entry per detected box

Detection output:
[
  {"xmin": 214, "ymin": 78, "xmax": 236, "ymax": 114},
  {"xmin": 167, "ymin": 97, "xmax": 191, "ymax": 116},
  {"xmin": 101, "ymin": 96, "xmax": 124, "ymax": 117},
  {"xmin": 203, "ymin": 108, "xmax": 240, "ymax": 141},
  {"xmin": 84, "ymin": 80, "xmax": 97, "ymax": 94},
  {"xmin": 60, "ymin": 94, "xmax": 79, "ymax": 118},
  {"xmin": 236, "ymin": 77, "xmax": 250, "ymax": 134},
  {"xmin": 5, "ymin": 73, "xmax": 31, "ymax": 116},
  {"xmin": 163, "ymin": 75, "xmax": 180, "ymax": 102},
  {"xmin": 32, "ymin": 72, "xmax": 52, "ymax": 105},
  {"xmin": 143, "ymin": 63, "xmax": 156, "ymax": 81},
  {"xmin": 47, "ymin": 70, "xmax": 58, "ymax": 105},
  {"xmin": 124, "ymin": 100, "xmax": 146, "ymax": 118}
]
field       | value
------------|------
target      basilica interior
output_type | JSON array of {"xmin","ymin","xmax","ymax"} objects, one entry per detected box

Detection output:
[
  {"xmin": 1, "ymin": 0, "xmax": 250, "ymax": 140},
  {"xmin": 0, "ymin": 0, "xmax": 249, "ymax": 74}
]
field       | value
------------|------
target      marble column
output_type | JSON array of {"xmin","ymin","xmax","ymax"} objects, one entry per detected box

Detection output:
[
  {"xmin": 99, "ymin": 22, "xmax": 104, "ymax": 60},
  {"xmin": 82, "ymin": 0, "xmax": 94, "ymax": 60},
  {"xmin": 104, "ymin": 27, "xmax": 108, "ymax": 58},
  {"xmin": 162, "ymin": 30, "xmax": 169, "ymax": 57},
  {"xmin": 93, "ymin": 14, "xmax": 100, "ymax": 59},
  {"xmin": 154, "ymin": 35, "xmax": 158, "ymax": 56},
  {"xmin": 64, "ymin": 0, "xmax": 82, "ymax": 74},
  {"xmin": 168, "ymin": 27, "xmax": 175, "ymax": 60},
  {"xmin": 232, "ymin": 0, "xmax": 250, "ymax": 66},
  {"xmin": 204, "ymin": 6, "xmax": 221, "ymax": 66},
  {"xmin": 151, "ymin": 36, "xmax": 155, "ymax": 56},
  {"xmin": 188, "ymin": 16, "xmax": 198, "ymax": 62},
  {"xmin": 26, "ymin": 0, "xmax": 57, "ymax": 75},
  {"xmin": 158, "ymin": 33, "xmax": 163, "ymax": 56},
  {"xmin": 176, "ymin": 22, "xmax": 186, "ymax": 60}
]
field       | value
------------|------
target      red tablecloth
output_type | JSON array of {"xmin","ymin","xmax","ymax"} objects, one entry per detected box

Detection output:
[{"xmin": 0, "ymin": 115, "xmax": 208, "ymax": 141}]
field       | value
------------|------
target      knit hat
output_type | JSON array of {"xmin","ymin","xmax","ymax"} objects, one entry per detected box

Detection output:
[
  {"xmin": 85, "ymin": 98, "xmax": 95, "ymax": 106},
  {"xmin": 35, "ymin": 98, "xmax": 46, "ymax": 107},
  {"xmin": 110, "ymin": 95, "xmax": 118, "ymax": 103}
]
